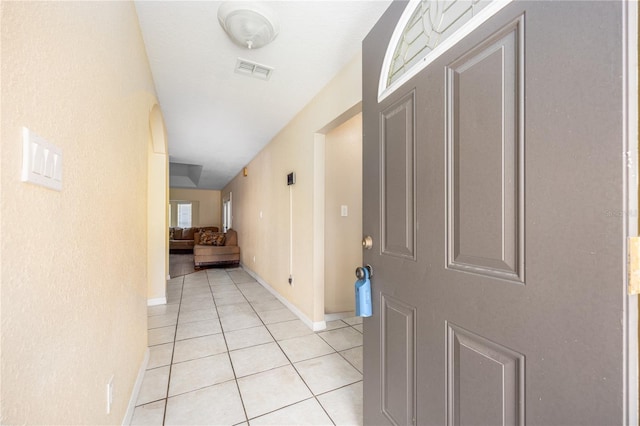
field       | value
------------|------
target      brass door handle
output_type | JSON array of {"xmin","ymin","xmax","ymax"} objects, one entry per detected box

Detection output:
[{"xmin": 362, "ymin": 235, "xmax": 373, "ymax": 250}]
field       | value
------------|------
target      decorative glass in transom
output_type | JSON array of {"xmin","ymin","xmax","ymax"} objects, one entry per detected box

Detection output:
[{"xmin": 387, "ymin": 0, "xmax": 491, "ymax": 87}]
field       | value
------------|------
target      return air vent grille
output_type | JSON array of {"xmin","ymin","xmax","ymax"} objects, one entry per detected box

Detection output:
[{"xmin": 235, "ymin": 58, "xmax": 274, "ymax": 81}]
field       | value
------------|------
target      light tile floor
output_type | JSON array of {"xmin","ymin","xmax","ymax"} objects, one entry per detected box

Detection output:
[{"xmin": 132, "ymin": 267, "xmax": 363, "ymax": 426}]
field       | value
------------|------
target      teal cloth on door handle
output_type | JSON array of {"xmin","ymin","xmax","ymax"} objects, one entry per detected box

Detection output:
[{"xmin": 355, "ymin": 268, "xmax": 372, "ymax": 317}]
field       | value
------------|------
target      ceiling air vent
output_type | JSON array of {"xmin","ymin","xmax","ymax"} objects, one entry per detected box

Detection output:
[{"xmin": 235, "ymin": 58, "xmax": 274, "ymax": 81}]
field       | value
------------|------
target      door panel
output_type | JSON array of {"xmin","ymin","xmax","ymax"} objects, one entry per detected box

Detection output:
[
  {"xmin": 446, "ymin": 16, "xmax": 524, "ymax": 282},
  {"xmin": 381, "ymin": 92, "xmax": 416, "ymax": 260},
  {"xmin": 447, "ymin": 322, "xmax": 524, "ymax": 426},
  {"xmin": 381, "ymin": 294, "xmax": 416, "ymax": 425},
  {"xmin": 363, "ymin": 1, "xmax": 629, "ymax": 425}
]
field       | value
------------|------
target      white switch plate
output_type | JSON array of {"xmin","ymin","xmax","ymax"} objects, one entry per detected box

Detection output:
[
  {"xmin": 22, "ymin": 127, "xmax": 62, "ymax": 191},
  {"xmin": 341, "ymin": 205, "xmax": 348, "ymax": 217}
]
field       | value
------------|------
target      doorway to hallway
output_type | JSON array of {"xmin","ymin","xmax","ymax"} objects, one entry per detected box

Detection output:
[{"xmin": 324, "ymin": 112, "xmax": 363, "ymax": 317}]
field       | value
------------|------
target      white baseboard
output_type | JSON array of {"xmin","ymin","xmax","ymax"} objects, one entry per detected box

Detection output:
[
  {"xmin": 241, "ymin": 264, "xmax": 327, "ymax": 331},
  {"xmin": 122, "ymin": 348, "xmax": 149, "ymax": 426},
  {"xmin": 147, "ymin": 297, "xmax": 167, "ymax": 307},
  {"xmin": 311, "ymin": 320, "xmax": 327, "ymax": 331}
]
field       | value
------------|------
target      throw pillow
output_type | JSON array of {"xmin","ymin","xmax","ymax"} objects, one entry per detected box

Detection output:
[
  {"xmin": 213, "ymin": 233, "xmax": 226, "ymax": 246},
  {"xmin": 199, "ymin": 230, "xmax": 216, "ymax": 245},
  {"xmin": 200, "ymin": 231, "xmax": 226, "ymax": 246}
]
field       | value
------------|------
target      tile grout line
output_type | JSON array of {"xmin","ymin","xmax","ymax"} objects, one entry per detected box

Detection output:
[
  {"xmin": 208, "ymin": 268, "xmax": 251, "ymax": 425},
  {"xmin": 223, "ymin": 268, "xmax": 281, "ymax": 423},
  {"xmin": 216, "ymin": 267, "xmax": 320, "ymax": 423},
  {"xmin": 233, "ymin": 266, "xmax": 364, "ymax": 424},
  {"xmin": 164, "ymin": 272, "xmax": 223, "ymax": 406},
  {"xmin": 145, "ymin": 266, "xmax": 362, "ymax": 425},
  {"xmin": 318, "ymin": 325, "xmax": 365, "ymax": 374},
  {"xmin": 234, "ymin": 378, "xmax": 364, "ymax": 422},
  {"xmin": 161, "ymin": 274, "xmax": 185, "ymax": 426},
  {"xmin": 140, "ymin": 339, "xmax": 363, "ymax": 381},
  {"xmin": 231, "ymin": 269, "xmax": 338, "ymax": 426},
  {"xmin": 159, "ymin": 378, "xmax": 238, "ymax": 400}
]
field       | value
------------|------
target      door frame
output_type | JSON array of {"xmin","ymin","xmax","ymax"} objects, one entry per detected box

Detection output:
[
  {"xmin": 623, "ymin": 1, "xmax": 638, "ymax": 423},
  {"xmin": 223, "ymin": 192, "xmax": 232, "ymax": 232},
  {"xmin": 312, "ymin": 103, "xmax": 364, "ymax": 326}
]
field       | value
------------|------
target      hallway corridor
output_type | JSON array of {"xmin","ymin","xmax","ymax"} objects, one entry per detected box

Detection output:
[{"xmin": 132, "ymin": 267, "xmax": 363, "ymax": 425}]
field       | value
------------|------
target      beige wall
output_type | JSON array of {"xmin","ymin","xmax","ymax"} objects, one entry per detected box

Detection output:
[
  {"xmin": 170, "ymin": 188, "xmax": 222, "ymax": 229},
  {"xmin": 222, "ymin": 53, "xmax": 363, "ymax": 324},
  {"xmin": 1, "ymin": 2, "xmax": 156, "ymax": 424},
  {"xmin": 324, "ymin": 113, "xmax": 362, "ymax": 313}
]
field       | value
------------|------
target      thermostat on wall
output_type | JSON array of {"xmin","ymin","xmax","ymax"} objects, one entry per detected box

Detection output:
[{"xmin": 287, "ymin": 172, "xmax": 295, "ymax": 186}]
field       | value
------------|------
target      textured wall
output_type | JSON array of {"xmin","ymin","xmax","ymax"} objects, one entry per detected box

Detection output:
[
  {"xmin": 1, "ymin": 2, "xmax": 156, "ymax": 423},
  {"xmin": 222, "ymin": 53, "xmax": 362, "ymax": 323}
]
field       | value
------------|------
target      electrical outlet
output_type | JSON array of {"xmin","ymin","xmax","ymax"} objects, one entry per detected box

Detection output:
[{"xmin": 106, "ymin": 375, "xmax": 114, "ymax": 414}]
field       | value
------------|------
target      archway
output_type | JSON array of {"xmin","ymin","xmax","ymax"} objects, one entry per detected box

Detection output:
[{"xmin": 147, "ymin": 104, "xmax": 169, "ymax": 305}]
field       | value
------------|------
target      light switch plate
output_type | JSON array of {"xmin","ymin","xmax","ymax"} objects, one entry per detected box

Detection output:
[
  {"xmin": 341, "ymin": 205, "xmax": 348, "ymax": 217},
  {"xmin": 22, "ymin": 127, "xmax": 62, "ymax": 191}
]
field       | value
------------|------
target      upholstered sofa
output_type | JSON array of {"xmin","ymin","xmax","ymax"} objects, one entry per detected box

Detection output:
[
  {"xmin": 169, "ymin": 226, "xmax": 218, "ymax": 253},
  {"xmin": 193, "ymin": 228, "xmax": 240, "ymax": 268}
]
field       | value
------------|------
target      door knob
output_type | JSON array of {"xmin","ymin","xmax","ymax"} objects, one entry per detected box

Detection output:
[
  {"xmin": 354, "ymin": 265, "xmax": 372, "ymax": 317},
  {"xmin": 355, "ymin": 264, "xmax": 373, "ymax": 279},
  {"xmin": 362, "ymin": 235, "xmax": 373, "ymax": 250}
]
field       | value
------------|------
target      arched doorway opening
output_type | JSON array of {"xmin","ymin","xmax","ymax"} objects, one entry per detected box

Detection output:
[{"xmin": 147, "ymin": 104, "xmax": 169, "ymax": 305}]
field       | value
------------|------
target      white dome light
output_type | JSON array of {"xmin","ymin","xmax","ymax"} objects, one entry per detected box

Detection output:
[{"xmin": 218, "ymin": 2, "xmax": 280, "ymax": 50}]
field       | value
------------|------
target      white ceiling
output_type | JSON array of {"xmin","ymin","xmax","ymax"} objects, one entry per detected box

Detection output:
[{"xmin": 134, "ymin": 0, "xmax": 392, "ymax": 190}]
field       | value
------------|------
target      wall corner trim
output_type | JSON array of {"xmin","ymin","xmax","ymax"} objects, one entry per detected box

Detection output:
[
  {"xmin": 241, "ymin": 264, "xmax": 327, "ymax": 331},
  {"xmin": 147, "ymin": 297, "xmax": 167, "ymax": 307},
  {"xmin": 122, "ymin": 348, "xmax": 150, "ymax": 426}
]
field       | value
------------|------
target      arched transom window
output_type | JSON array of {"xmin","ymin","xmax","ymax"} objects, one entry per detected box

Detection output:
[{"xmin": 378, "ymin": 0, "xmax": 513, "ymax": 102}]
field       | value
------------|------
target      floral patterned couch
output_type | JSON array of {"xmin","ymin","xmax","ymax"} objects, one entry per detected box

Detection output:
[
  {"xmin": 169, "ymin": 226, "xmax": 218, "ymax": 253},
  {"xmin": 193, "ymin": 228, "xmax": 240, "ymax": 268}
]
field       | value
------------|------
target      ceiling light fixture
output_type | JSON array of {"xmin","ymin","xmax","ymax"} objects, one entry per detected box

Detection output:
[{"xmin": 218, "ymin": 2, "xmax": 280, "ymax": 50}]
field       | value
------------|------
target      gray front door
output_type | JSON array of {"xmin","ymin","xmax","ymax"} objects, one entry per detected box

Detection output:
[{"xmin": 362, "ymin": 1, "xmax": 634, "ymax": 424}]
